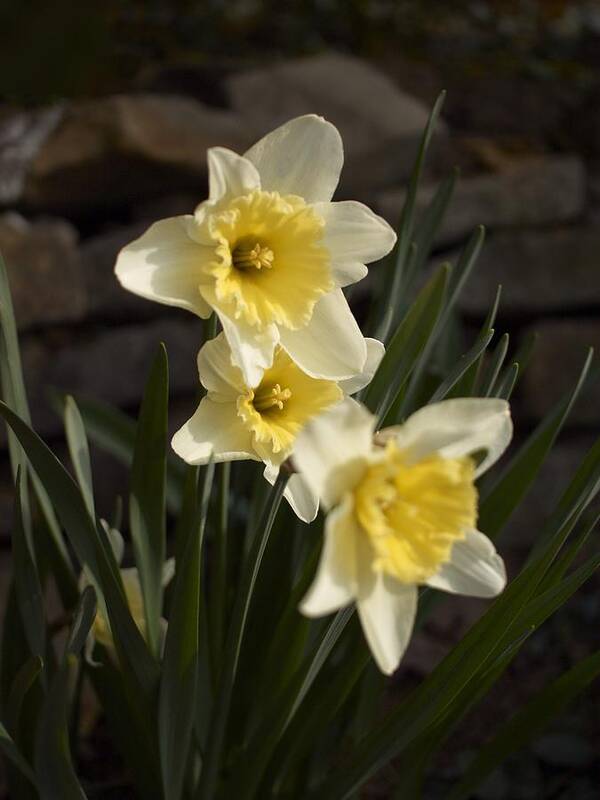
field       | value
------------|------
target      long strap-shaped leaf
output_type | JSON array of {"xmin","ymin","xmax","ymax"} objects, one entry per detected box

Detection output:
[
  {"xmin": 364, "ymin": 263, "xmax": 449, "ymax": 422},
  {"xmin": 34, "ymin": 588, "xmax": 97, "ymax": 800},
  {"xmin": 73, "ymin": 392, "xmax": 186, "ymax": 511},
  {"xmin": 480, "ymin": 348, "xmax": 593, "ymax": 538},
  {"xmin": 0, "ymin": 254, "xmax": 75, "ymax": 597},
  {"xmin": 159, "ymin": 461, "xmax": 214, "ymax": 800},
  {"xmin": 0, "ymin": 721, "xmax": 38, "ymax": 789},
  {"xmin": 197, "ymin": 473, "xmax": 287, "ymax": 799},
  {"xmin": 308, "ymin": 432, "xmax": 600, "ymax": 800},
  {"xmin": 0, "ymin": 401, "xmax": 160, "ymax": 696},
  {"xmin": 374, "ymin": 91, "xmax": 446, "ymax": 343},
  {"xmin": 449, "ymin": 648, "xmax": 600, "ymax": 800},
  {"xmin": 129, "ymin": 344, "xmax": 168, "ymax": 657}
]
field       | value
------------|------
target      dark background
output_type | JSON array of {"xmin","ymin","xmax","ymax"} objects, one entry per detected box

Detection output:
[{"xmin": 1, "ymin": 1, "xmax": 600, "ymax": 798}]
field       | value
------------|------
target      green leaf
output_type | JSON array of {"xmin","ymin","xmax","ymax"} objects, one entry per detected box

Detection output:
[
  {"xmin": 400, "ymin": 225, "xmax": 486, "ymax": 416},
  {"xmin": 309, "ymin": 433, "xmax": 600, "ymax": 800},
  {"xmin": 34, "ymin": 589, "xmax": 95, "ymax": 800},
  {"xmin": 374, "ymin": 91, "xmax": 446, "ymax": 343},
  {"xmin": 12, "ymin": 470, "xmax": 45, "ymax": 663},
  {"xmin": 449, "ymin": 649, "xmax": 600, "ymax": 800},
  {"xmin": 35, "ymin": 654, "xmax": 87, "ymax": 800},
  {"xmin": 480, "ymin": 333, "xmax": 510, "ymax": 397},
  {"xmin": 6, "ymin": 656, "xmax": 44, "ymax": 739},
  {"xmin": 409, "ymin": 168, "xmax": 458, "ymax": 281},
  {"xmin": 64, "ymin": 395, "xmax": 95, "ymax": 518},
  {"xmin": 65, "ymin": 585, "xmax": 97, "ymax": 658},
  {"xmin": 159, "ymin": 460, "xmax": 215, "ymax": 800},
  {"xmin": 0, "ymin": 720, "xmax": 37, "ymax": 788},
  {"xmin": 492, "ymin": 361, "xmax": 519, "ymax": 400},
  {"xmin": 428, "ymin": 327, "xmax": 494, "ymax": 404},
  {"xmin": 364, "ymin": 263, "xmax": 449, "ymax": 422},
  {"xmin": 480, "ymin": 349, "xmax": 593, "ymax": 538},
  {"xmin": 0, "ymin": 401, "xmax": 159, "ymax": 696},
  {"xmin": 0, "ymin": 254, "xmax": 75, "ymax": 598},
  {"xmin": 197, "ymin": 473, "xmax": 287, "ymax": 799},
  {"xmin": 129, "ymin": 344, "xmax": 168, "ymax": 657},
  {"xmin": 73, "ymin": 393, "xmax": 185, "ymax": 511}
]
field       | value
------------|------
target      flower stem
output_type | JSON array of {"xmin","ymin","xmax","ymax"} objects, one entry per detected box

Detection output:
[
  {"xmin": 210, "ymin": 461, "xmax": 231, "ymax": 677},
  {"xmin": 197, "ymin": 472, "xmax": 287, "ymax": 799}
]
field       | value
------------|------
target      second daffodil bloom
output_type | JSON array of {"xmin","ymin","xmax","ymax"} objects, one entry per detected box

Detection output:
[
  {"xmin": 114, "ymin": 115, "xmax": 396, "ymax": 386},
  {"xmin": 294, "ymin": 398, "xmax": 513, "ymax": 675},
  {"xmin": 171, "ymin": 333, "xmax": 384, "ymax": 523}
]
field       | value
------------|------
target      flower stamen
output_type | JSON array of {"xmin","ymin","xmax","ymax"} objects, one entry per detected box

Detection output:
[
  {"xmin": 253, "ymin": 383, "xmax": 292, "ymax": 413},
  {"xmin": 232, "ymin": 240, "xmax": 275, "ymax": 271}
]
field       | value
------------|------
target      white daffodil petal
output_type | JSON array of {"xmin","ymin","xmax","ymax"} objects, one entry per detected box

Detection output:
[
  {"xmin": 115, "ymin": 217, "xmax": 212, "ymax": 317},
  {"xmin": 356, "ymin": 555, "xmax": 418, "ymax": 676},
  {"xmin": 426, "ymin": 529, "xmax": 507, "ymax": 598},
  {"xmin": 280, "ymin": 289, "xmax": 367, "ymax": 381},
  {"xmin": 300, "ymin": 495, "xmax": 358, "ymax": 616},
  {"xmin": 171, "ymin": 398, "xmax": 256, "ymax": 465},
  {"xmin": 339, "ymin": 338, "xmax": 385, "ymax": 395},
  {"xmin": 244, "ymin": 115, "xmax": 343, "ymax": 203},
  {"xmin": 208, "ymin": 300, "xmax": 279, "ymax": 388},
  {"xmin": 197, "ymin": 332, "xmax": 246, "ymax": 398},
  {"xmin": 293, "ymin": 399, "xmax": 374, "ymax": 509},
  {"xmin": 314, "ymin": 200, "xmax": 397, "ymax": 286},
  {"xmin": 264, "ymin": 464, "xmax": 320, "ymax": 523},
  {"xmin": 378, "ymin": 398, "xmax": 512, "ymax": 478},
  {"xmin": 207, "ymin": 147, "xmax": 261, "ymax": 202}
]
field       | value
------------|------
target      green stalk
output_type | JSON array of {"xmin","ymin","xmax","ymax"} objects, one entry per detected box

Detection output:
[
  {"xmin": 197, "ymin": 473, "xmax": 287, "ymax": 799},
  {"xmin": 211, "ymin": 461, "xmax": 231, "ymax": 675}
]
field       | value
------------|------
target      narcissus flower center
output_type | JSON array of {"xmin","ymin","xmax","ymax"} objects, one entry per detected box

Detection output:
[
  {"xmin": 354, "ymin": 443, "xmax": 477, "ymax": 584},
  {"xmin": 232, "ymin": 239, "xmax": 275, "ymax": 271},
  {"xmin": 236, "ymin": 347, "xmax": 343, "ymax": 460},
  {"xmin": 201, "ymin": 190, "xmax": 333, "ymax": 330}
]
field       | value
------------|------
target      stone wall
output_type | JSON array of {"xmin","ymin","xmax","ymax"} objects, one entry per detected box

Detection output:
[{"xmin": 1, "ymin": 51, "xmax": 599, "ymax": 544}]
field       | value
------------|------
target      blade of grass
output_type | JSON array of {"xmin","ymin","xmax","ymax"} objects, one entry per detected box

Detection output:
[
  {"xmin": 0, "ymin": 401, "xmax": 160, "ymax": 695},
  {"xmin": 400, "ymin": 225, "xmax": 486, "ymax": 416},
  {"xmin": 197, "ymin": 472, "xmax": 287, "ymax": 799},
  {"xmin": 449, "ymin": 649, "xmax": 600, "ymax": 800},
  {"xmin": 64, "ymin": 396, "xmax": 95, "ymax": 518},
  {"xmin": 12, "ymin": 470, "xmax": 45, "ymax": 666},
  {"xmin": 129, "ymin": 344, "xmax": 168, "ymax": 657},
  {"xmin": 365, "ymin": 264, "xmax": 449, "ymax": 422},
  {"xmin": 308, "ymin": 435, "xmax": 600, "ymax": 800},
  {"xmin": 72, "ymin": 393, "xmax": 185, "ymax": 511},
  {"xmin": 427, "ymin": 328, "xmax": 494, "ymax": 404},
  {"xmin": 493, "ymin": 362, "xmax": 519, "ymax": 400},
  {"xmin": 0, "ymin": 721, "xmax": 37, "ymax": 788},
  {"xmin": 374, "ymin": 91, "xmax": 446, "ymax": 343},
  {"xmin": 480, "ymin": 333, "xmax": 509, "ymax": 397},
  {"xmin": 479, "ymin": 348, "xmax": 593, "ymax": 538},
  {"xmin": 159, "ymin": 461, "xmax": 215, "ymax": 800}
]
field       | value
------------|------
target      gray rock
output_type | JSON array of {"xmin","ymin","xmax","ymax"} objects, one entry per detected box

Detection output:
[
  {"xmin": 533, "ymin": 733, "xmax": 596, "ymax": 769},
  {"xmin": 520, "ymin": 319, "xmax": 600, "ymax": 425},
  {"xmin": 0, "ymin": 212, "xmax": 87, "ymax": 330},
  {"xmin": 376, "ymin": 155, "xmax": 586, "ymax": 248},
  {"xmin": 0, "ymin": 106, "xmax": 62, "ymax": 205},
  {"xmin": 226, "ymin": 53, "xmax": 445, "ymax": 196},
  {"xmin": 10, "ymin": 95, "xmax": 251, "ymax": 215},
  {"xmin": 455, "ymin": 227, "xmax": 600, "ymax": 318}
]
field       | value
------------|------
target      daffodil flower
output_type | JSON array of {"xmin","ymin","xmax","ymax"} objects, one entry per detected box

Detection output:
[
  {"xmin": 171, "ymin": 332, "xmax": 384, "ymax": 522},
  {"xmin": 114, "ymin": 115, "xmax": 396, "ymax": 386},
  {"xmin": 81, "ymin": 522, "xmax": 174, "ymax": 662},
  {"xmin": 293, "ymin": 398, "xmax": 513, "ymax": 674}
]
